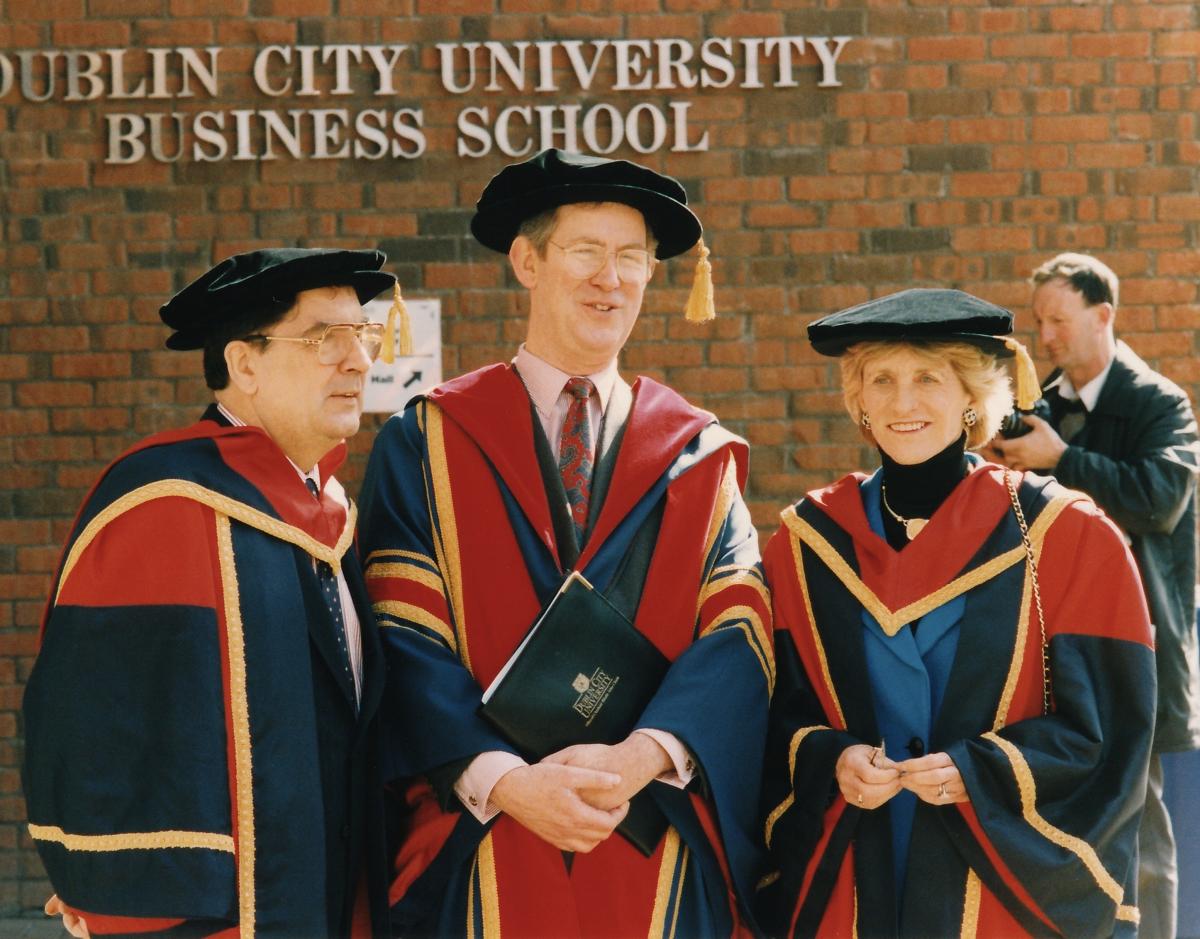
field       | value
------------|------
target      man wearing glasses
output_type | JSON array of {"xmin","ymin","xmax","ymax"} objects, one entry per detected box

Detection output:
[
  {"xmin": 359, "ymin": 150, "xmax": 771, "ymax": 936},
  {"xmin": 24, "ymin": 248, "xmax": 397, "ymax": 938}
]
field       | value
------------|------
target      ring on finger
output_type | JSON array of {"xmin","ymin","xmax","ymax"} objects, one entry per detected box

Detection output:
[{"xmin": 937, "ymin": 782, "xmax": 947, "ymax": 798}]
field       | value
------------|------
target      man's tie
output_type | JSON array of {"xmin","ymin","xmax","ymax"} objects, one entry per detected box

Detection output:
[
  {"xmin": 305, "ymin": 477, "xmax": 355, "ymax": 695},
  {"xmin": 558, "ymin": 377, "xmax": 596, "ymax": 545},
  {"xmin": 1056, "ymin": 397, "xmax": 1087, "ymax": 443}
]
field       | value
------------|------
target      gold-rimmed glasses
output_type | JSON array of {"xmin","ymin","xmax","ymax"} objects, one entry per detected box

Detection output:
[
  {"xmin": 547, "ymin": 240, "xmax": 657, "ymax": 285},
  {"xmin": 245, "ymin": 322, "xmax": 386, "ymax": 364}
]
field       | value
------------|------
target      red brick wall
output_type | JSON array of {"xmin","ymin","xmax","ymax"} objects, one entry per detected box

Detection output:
[{"xmin": 2, "ymin": 1, "xmax": 1198, "ymax": 915}]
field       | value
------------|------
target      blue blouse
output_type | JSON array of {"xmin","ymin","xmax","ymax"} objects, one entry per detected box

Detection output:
[{"xmin": 859, "ymin": 468, "xmax": 965, "ymax": 905}]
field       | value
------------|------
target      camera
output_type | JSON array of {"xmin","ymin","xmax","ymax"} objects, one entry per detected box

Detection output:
[{"xmin": 998, "ymin": 398, "xmax": 1053, "ymax": 439}]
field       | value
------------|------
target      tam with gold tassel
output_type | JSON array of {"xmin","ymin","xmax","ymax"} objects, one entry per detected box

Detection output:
[
  {"xmin": 380, "ymin": 281, "xmax": 413, "ymax": 364},
  {"xmin": 684, "ymin": 237, "xmax": 715, "ymax": 323},
  {"xmin": 1003, "ymin": 336, "xmax": 1040, "ymax": 410}
]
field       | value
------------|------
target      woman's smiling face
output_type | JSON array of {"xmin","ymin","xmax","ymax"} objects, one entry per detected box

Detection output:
[{"xmin": 858, "ymin": 345, "xmax": 974, "ymax": 465}]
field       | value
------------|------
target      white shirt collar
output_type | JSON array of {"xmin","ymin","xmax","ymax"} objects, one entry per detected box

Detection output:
[
  {"xmin": 216, "ymin": 402, "xmax": 320, "ymax": 489},
  {"xmin": 1056, "ymin": 354, "xmax": 1115, "ymax": 412},
  {"xmin": 512, "ymin": 344, "xmax": 619, "ymax": 419}
]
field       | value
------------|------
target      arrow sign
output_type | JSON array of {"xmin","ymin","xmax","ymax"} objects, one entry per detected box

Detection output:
[{"xmin": 363, "ymin": 297, "xmax": 442, "ymax": 414}]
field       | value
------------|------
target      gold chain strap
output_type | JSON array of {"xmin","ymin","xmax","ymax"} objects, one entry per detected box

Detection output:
[{"xmin": 1004, "ymin": 469, "xmax": 1052, "ymax": 714}]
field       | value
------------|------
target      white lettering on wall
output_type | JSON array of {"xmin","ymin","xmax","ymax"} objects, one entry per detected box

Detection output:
[
  {"xmin": 254, "ymin": 46, "xmax": 292, "ymax": 96},
  {"xmin": 107, "ymin": 107, "xmax": 428, "ymax": 162},
  {"xmin": 11, "ymin": 34, "xmax": 853, "ymax": 162},
  {"xmin": 454, "ymin": 101, "xmax": 710, "ymax": 158},
  {"xmin": 363, "ymin": 45, "xmax": 410, "ymax": 95},
  {"xmin": 809, "ymin": 36, "xmax": 852, "ymax": 88}
]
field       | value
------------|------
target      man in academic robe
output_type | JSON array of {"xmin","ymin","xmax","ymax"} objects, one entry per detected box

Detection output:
[
  {"xmin": 991, "ymin": 253, "xmax": 1200, "ymax": 939},
  {"xmin": 23, "ymin": 248, "xmax": 398, "ymax": 937},
  {"xmin": 359, "ymin": 149, "xmax": 772, "ymax": 937}
]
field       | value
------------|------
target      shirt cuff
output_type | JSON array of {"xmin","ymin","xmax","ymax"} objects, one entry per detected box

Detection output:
[
  {"xmin": 455, "ymin": 751, "xmax": 528, "ymax": 823},
  {"xmin": 634, "ymin": 729, "xmax": 696, "ymax": 788}
]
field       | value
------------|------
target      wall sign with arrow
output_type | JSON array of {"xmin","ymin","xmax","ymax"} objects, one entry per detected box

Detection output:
[{"xmin": 362, "ymin": 297, "xmax": 443, "ymax": 414}]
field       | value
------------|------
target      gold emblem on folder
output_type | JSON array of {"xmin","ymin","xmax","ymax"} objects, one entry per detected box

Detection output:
[{"xmin": 572, "ymin": 667, "xmax": 619, "ymax": 725}]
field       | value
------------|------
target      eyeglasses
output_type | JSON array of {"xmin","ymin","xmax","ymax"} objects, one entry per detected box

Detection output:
[
  {"xmin": 244, "ymin": 322, "xmax": 386, "ymax": 364},
  {"xmin": 548, "ymin": 240, "xmax": 656, "ymax": 285}
]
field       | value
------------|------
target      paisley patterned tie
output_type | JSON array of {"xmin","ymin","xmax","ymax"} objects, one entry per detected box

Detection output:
[{"xmin": 558, "ymin": 377, "xmax": 595, "ymax": 544}]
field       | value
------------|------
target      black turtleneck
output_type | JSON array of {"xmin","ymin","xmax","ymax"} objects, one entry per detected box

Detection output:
[{"xmin": 878, "ymin": 433, "xmax": 970, "ymax": 551}]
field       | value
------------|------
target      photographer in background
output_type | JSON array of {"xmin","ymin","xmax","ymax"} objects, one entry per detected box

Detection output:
[{"xmin": 990, "ymin": 252, "xmax": 1200, "ymax": 939}]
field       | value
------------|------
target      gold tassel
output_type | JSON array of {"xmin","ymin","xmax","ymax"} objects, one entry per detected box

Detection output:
[
  {"xmin": 684, "ymin": 238, "xmax": 715, "ymax": 323},
  {"xmin": 381, "ymin": 281, "xmax": 412, "ymax": 364},
  {"xmin": 1004, "ymin": 337, "xmax": 1040, "ymax": 410}
]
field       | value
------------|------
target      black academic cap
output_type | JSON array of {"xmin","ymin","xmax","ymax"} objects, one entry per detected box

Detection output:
[
  {"xmin": 807, "ymin": 288, "xmax": 1016, "ymax": 358},
  {"xmin": 470, "ymin": 149, "xmax": 702, "ymax": 260},
  {"xmin": 160, "ymin": 248, "xmax": 396, "ymax": 350}
]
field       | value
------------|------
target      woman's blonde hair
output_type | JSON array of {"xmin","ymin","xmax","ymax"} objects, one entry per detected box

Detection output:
[{"xmin": 840, "ymin": 340, "xmax": 1013, "ymax": 449}]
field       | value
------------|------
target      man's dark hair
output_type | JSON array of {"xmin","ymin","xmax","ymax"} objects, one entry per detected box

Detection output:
[
  {"xmin": 202, "ymin": 282, "xmax": 364, "ymax": 389},
  {"xmin": 1030, "ymin": 252, "xmax": 1119, "ymax": 309},
  {"xmin": 202, "ymin": 291, "xmax": 299, "ymax": 390}
]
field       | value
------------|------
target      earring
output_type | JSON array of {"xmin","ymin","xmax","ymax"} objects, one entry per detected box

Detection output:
[
  {"xmin": 860, "ymin": 412, "xmax": 872, "ymax": 429},
  {"xmin": 962, "ymin": 406, "xmax": 978, "ymax": 428}
]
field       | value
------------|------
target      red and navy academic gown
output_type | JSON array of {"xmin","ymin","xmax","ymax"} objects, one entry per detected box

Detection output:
[
  {"xmin": 357, "ymin": 364, "xmax": 773, "ymax": 938},
  {"xmin": 22, "ymin": 405, "xmax": 390, "ymax": 938},
  {"xmin": 758, "ymin": 465, "xmax": 1155, "ymax": 938}
]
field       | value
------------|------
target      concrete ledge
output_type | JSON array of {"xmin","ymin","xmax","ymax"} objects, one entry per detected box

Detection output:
[{"xmin": 0, "ymin": 917, "xmax": 65, "ymax": 938}]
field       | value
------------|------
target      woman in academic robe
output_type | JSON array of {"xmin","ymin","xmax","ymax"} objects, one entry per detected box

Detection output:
[{"xmin": 758, "ymin": 288, "xmax": 1155, "ymax": 938}]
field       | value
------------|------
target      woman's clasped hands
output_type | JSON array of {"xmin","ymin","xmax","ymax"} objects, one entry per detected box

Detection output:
[{"xmin": 835, "ymin": 743, "xmax": 970, "ymax": 810}]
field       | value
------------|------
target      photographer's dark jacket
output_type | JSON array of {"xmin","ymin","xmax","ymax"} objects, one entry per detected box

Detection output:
[{"xmin": 1044, "ymin": 340, "xmax": 1200, "ymax": 752}]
